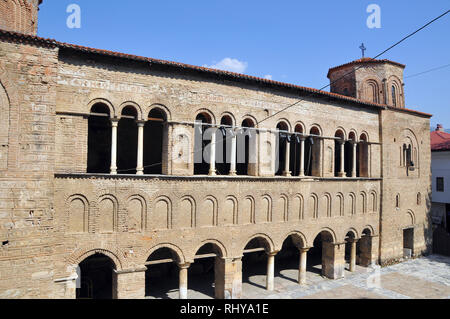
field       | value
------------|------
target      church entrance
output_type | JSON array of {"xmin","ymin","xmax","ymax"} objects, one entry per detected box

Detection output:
[
  {"xmin": 76, "ymin": 253, "xmax": 115, "ymax": 299},
  {"xmin": 403, "ymin": 228, "xmax": 414, "ymax": 258}
]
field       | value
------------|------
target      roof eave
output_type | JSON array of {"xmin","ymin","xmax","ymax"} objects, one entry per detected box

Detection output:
[{"xmin": 0, "ymin": 29, "xmax": 431, "ymax": 118}]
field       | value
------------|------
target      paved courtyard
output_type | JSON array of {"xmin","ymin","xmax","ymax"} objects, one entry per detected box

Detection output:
[{"xmin": 147, "ymin": 254, "xmax": 450, "ymax": 299}]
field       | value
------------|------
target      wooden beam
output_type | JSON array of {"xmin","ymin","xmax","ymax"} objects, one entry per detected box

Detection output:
[
  {"xmin": 243, "ymin": 248, "xmax": 266, "ymax": 254},
  {"xmin": 145, "ymin": 258, "xmax": 174, "ymax": 266},
  {"xmin": 194, "ymin": 253, "xmax": 218, "ymax": 259},
  {"xmin": 148, "ymin": 117, "xmax": 165, "ymax": 122},
  {"xmin": 89, "ymin": 112, "xmax": 109, "ymax": 117}
]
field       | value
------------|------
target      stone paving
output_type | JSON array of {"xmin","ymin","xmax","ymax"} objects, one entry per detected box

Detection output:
[{"xmin": 146, "ymin": 254, "xmax": 450, "ymax": 299}]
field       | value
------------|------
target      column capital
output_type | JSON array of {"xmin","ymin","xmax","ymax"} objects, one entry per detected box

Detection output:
[
  {"xmin": 136, "ymin": 120, "xmax": 146, "ymax": 126},
  {"xmin": 299, "ymin": 247, "xmax": 311, "ymax": 253},
  {"xmin": 111, "ymin": 118, "xmax": 119, "ymax": 126},
  {"xmin": 267, "ymin": 251, "xmax": 278, "ymax": 257},
  {"xmin": 178, "ymin": 262, "xmax": 191, "ymax": 269}
]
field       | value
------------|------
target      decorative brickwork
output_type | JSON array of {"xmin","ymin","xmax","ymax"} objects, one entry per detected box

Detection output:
[{"xmin": 0, "ymin": 5, "xmax": 432, "ymax": 299}]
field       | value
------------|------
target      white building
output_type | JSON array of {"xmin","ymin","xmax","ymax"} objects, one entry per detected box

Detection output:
[{"xmin": 431, "ymin": 124, "xmax": 450, "ymax": 233}]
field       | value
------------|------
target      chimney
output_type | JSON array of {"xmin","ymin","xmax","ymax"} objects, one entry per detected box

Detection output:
[{"xmin": 436, "ymin": 124, "xmax": 445, "ymax": 132}]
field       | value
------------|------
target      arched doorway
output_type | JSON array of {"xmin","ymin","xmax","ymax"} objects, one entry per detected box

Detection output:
[
  {"xmin": 145, "ymin": 248, "xmax": 180, "ymax": 299},
  {"xmin": 76, "ymin": 253, "xmax": 116, "ymax": 299},
  {"xmin": 275, "ymin": 234, "xmax": 306, "ymax": 285},
  {"xmin": 117, "ymin": 106, "xmax": 138, "ymax": 174},
  {"xmin": 87, "ymin": 103, "xmax": 111, "ymax": 173},
  {"xmin": 189, "ymin": 243, "xmax": 224, "ymax": 299},
  {"xmin": 360, "ymin": 228, "xmax": 374, "ymax": 266},
  {"xmin": 308, "ymin": 230, "xmax": 338, "ymax": 278},
  {"xmin": 242, "ymin": 237, "xmax": 272, "ymax": 294},
  {"xmin": 144, "ymin": 108, "xmax": 167, "ymax": 175}
]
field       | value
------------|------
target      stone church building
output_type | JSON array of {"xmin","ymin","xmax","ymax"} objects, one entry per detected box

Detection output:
[{"xmin": 0, "ymin": 1, "xmax": 432, "ymax": 299}]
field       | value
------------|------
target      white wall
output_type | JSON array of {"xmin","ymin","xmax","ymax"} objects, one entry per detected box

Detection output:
[{"xmin": 431, "ymin": 151, "xmax": 450, "ymax": 204}]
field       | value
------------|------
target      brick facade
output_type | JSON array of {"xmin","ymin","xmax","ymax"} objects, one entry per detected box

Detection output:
[
  {"xmin": 0, "ymin": 0, "xmax": 41, "ymax": 36},
  {"xmin": 0, "ymin": 6, "xmax": 432, "ymax": 299}
]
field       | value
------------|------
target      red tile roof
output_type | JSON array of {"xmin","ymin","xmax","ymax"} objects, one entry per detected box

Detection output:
[
  {"xmin": 0, "ymin": 29, "xmax": 432, "ymax": 119},
  {"xmin": 431, "ymin": 126, "xmax": 450, "ymax": 151},
  {"xmin": 327, "ymin": 57, "xmax": 406, "ymax": 78}
]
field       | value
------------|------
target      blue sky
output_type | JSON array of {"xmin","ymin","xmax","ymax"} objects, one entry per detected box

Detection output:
[{"xmin": 37, "ymin": 1, "xmax": 450, "ymax": 129}]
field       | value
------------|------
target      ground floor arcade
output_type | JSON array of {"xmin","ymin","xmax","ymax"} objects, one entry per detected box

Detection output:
[{"xmin": 73, "ymin": 229, "xmax": 377, "ymax": 299}]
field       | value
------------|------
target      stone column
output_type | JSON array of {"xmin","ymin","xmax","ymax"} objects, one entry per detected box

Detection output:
[
  {"xmin": 299, "ymin": 137, "xmax": 305, "ymax": 177},
  {"xmin": 229, "ymin": 131, "xmax": 237, "ymax": 176},
  {"xmin": 298, "ymin": 248, "xmax": 309, "ymax": 285},
  {"xmin": 178, "ymin": 263, "xmax": 190, "ymax": 299},
  {"xmin": 359, "ymin": 235, "xmax": 378, "ymax": 267},
  {"xmin": 322, "ymin": 242, "xmax": 346, "ymax": 279},
  {"xmin": 351, "ymin": 141, "xmax": 357, "ymax": 178},
  {"xmin": 338, "ymin": 140, "xmax": 346, "ymax": 177},
  {"xmin": 349, "ymin": 239, "xmax": 358, "ymax": 272},
  {"xmin": 283, "ymin": 139, "xmax": 291, "ymax": 176},
  {"xmin": 215, "ymin": 258, "xmax": 242, "ymax": 299},
  {"xmin": 136, "ymin": 120, "xmax": 145, "ymax": 175},
  {"xmin": 209, "ymin": 127, "xmax": 217, "ymax": 176},
  {"xmin": 110, "ymin": 119, "xmax": 119, "ymax": 175},
  {"xmin": 113, "ymin": 267, "xmax": 146, "ymax": 299},
  {"xmin": 266, "ymin": 252, "xmax": 276, "ymax": 291}
]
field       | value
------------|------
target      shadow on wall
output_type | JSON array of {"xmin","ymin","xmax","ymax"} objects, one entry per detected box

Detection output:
[{"xmin": 425, "ymin": 190, "xmax": 434, "ymax": 255}]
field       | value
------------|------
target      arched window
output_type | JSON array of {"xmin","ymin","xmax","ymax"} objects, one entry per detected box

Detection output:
[
  {"xmin": 402, "ymin": 143, "xmax": 413, "ymax": 170},
  {"xmin": 275, "ymin": 122, "xmax": 290, "ymax": 176},
  {"xmin": 144, "ymin": 108, "xmax": 167, "ymax": 175},
  {"xmin": 194, "ymin": 113, "xmax": 212, "ymax": 175},
  {"xmin": 305, "ymin": 126, "xmax": 321, "ymax": 177},
  {"xmin": 334, "ymin": 130, "xmax": 345, "ymax": 177},
  {"xmin": 365, "ymin": 80, "xmax": 379, "ymax": 103},
  {"xmin": 87, "ymin": 103, "xmax": 111, "ymax": 173},
  {"xmin": 117, "ymin": 106, "xmax": 138, "ymax": 174},
  {"xmin": 346, "ymin": 132, "xmax": 356, "ymax": 177},
  {"xmin": 291, "ymin": 124, "xmax": 304, "ymax": 176},
  {"xmin": 391, "ymin": 85, "xmax": 397, "ymax": 107},
  {"xmin": 216, "ymin": 115, "xmax": 233, "ymax": 175},
  {"xmin": 358, "ymin": 133, "xmax": 369, "ymax": 177},
  {"xmin": 237, "ymin": 118, "xmax": 256, "ymax": 176}
]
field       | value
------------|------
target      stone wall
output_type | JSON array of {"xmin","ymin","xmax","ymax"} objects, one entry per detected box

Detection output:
[
  {"xmin": 379, "ymin": 109, "xmax": 432, "ymax": 264},
  {"xmin": 0, "ymin": 0, "xmax": 41, "ymax": 36},
  {"xmin": 0, "ymin": 39, "xmax": 58, "ymax": 298},
  {"xmin": 0, "ymin": 37, "xmax": 432, "ymax": 298}
]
